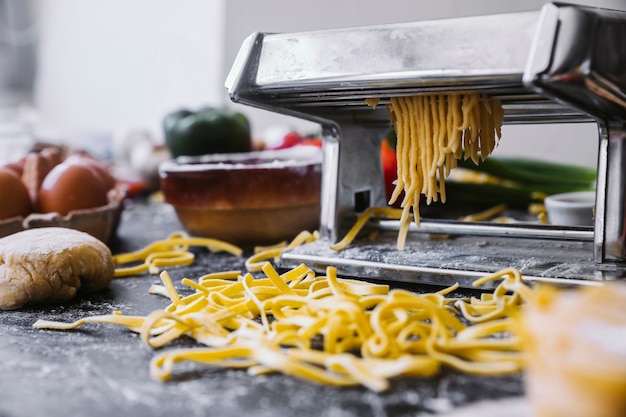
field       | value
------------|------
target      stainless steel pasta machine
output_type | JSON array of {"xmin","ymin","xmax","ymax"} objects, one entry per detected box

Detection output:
[{"xmin": 226, "ymin": 2, "xmax": 626, "ymax": 288}]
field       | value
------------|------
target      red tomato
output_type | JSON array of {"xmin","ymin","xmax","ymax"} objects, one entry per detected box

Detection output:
[
  {"xmin": 299, "ymin": 137, "xmax": 322, "ymax": 148},
  {"xmin": 273, "ymin": 131, "xmax": 303, "ymax": 150},
  {"xmin": 381, "ymin": 138, "xmax": 398, "ymax": 203}
]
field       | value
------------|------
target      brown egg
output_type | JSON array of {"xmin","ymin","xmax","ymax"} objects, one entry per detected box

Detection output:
[
  {"xmin": 63, "ymin": 154, "xmax": 116, "ymax": 191},
  {"xmin": 0, "ymin": 168, "xmax": 32, "ymax": 220},
  {"xmin": 39, "ymin": 161, "xmax": 109, "ymax": 216}
]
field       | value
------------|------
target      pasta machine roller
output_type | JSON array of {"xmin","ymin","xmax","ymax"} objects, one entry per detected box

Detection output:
[{"xmin": 226, "ymin": 2, "xmax": 626, "ymax": 288}]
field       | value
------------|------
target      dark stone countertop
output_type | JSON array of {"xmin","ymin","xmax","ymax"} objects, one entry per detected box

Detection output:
[{"xmin": 0, "ymin": 198, "xmax": 524, "ymax": 417}]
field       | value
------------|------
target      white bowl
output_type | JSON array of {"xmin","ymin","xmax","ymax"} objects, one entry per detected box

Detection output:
[{"xmin": 544, "ymin": 191, "xmax": 595, "ymax": 227}]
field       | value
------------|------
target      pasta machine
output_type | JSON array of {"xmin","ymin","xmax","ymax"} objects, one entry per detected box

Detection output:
[{"xmin": 226, "ymin": 2, "xmax": 626, "ymax": 288}]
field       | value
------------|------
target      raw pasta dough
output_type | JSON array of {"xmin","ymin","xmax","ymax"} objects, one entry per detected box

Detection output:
[{"xmin": 0, "ymin": 227, "xmax": 114, "ymax": 310}]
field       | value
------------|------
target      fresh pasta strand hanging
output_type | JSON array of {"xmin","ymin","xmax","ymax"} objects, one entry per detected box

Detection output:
[{"xmin": 386, "ymin": 93, "xmax": 504, "ymax": 249}]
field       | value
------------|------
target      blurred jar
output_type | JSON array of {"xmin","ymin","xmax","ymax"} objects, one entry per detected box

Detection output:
[
  {"xmin": 0, "ymin": 0, "xmax": 38, "ymax": 106},
  {"xmin": 0, "ymin": 0, "xmax": 38, "ymax": 164}
]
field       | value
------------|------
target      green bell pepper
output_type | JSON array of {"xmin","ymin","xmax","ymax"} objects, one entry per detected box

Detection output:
[{"xmin": 163, "ymin": 107, "xmax": 252, "ymax": 157}]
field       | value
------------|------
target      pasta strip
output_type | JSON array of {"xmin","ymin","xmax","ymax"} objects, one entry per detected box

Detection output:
[
  {"xmin": 113, "ymin": 233, "xmax": 242, "ymax": 277},
  {"xmin": 386, "ymin": 93, "xmax": 503, "ymax": 249},
  {"xmin": 330, "ymin": 207, "xmax": 402, "ymax": 251},
  {"xmin": 245, "ymin": 230, "xmax": 319, "ymax": 272}
]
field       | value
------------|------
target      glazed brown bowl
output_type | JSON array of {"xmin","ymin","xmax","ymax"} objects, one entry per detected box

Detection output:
[{"xmin": 159, "ymin": 146, "xmax": 322, "ymax": 246}]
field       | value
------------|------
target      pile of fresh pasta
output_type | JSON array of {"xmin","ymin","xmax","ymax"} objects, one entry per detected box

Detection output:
[
  {"xmin": 387, "ymin": 93, "xmax": 504, "ymax": 249},
  {"xmin": 34, "ymin": 231, "xmax": 533, "ymax": 392}
]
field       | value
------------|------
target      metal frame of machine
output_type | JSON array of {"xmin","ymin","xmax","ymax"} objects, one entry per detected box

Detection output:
[{"xmin": 226, "ymin": 3, "xmax": 626, "ymax": 287}]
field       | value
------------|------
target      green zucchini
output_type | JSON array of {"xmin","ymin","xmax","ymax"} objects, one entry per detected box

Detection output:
[
  {"xmin": 456, "ymin": 156, "xmax": 597, "ymax": 188},
  {"xmin": 442, "ymin": 181, "xmax": 594, "ymax": 208},
  {"xmin": 443, "ymin": 156, "xmax": 596, "ymax": 208}
]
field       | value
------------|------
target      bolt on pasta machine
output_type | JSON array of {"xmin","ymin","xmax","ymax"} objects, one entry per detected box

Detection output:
[{"xmin": 226, "ymin": 2, "xmax": 626, "ymax": 288}]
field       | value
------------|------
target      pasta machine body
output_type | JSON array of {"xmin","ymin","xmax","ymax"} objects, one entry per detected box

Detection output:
[{"xmin": 226, "ymin": 2, "xmax": 626, "ymax": 287}]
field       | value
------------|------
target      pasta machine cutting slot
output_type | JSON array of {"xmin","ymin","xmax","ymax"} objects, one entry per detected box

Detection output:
[{"xmin": 226, "ymin": 2, "xmax": 626, "ymax": 288}]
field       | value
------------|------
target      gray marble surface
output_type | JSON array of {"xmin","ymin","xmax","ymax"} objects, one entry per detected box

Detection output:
[{"xmin": 0, "ymin": 199, "xmax": 524, "ymax": 417}]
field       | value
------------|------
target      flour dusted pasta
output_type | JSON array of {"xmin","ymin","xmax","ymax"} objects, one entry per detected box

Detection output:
[{"xmin": 35, "ymin": 257, "xmax": 529, "ymax": 391}]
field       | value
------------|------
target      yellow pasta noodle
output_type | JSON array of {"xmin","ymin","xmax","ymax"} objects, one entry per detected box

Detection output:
[
  {"xmin": 113, "ymin": 232, "xmax": 243, "ymax": 277},
  {"xmin": 245, "ymin": 230, "xmax": 319, "ymax": 272},
  {"xmin": 330, "ymin": 207, "xmax": 402, "ymax": 251},
  {"xmin": 459, "ymin": 203, "xmax": 508, "ymax": 222},
  {"xmin": 34, "ymin": 258, "xmax": 531, "ymax": 392},
  {"xmin": 386, "ymin": 93, "xmax": 504, "ymax": 249}
]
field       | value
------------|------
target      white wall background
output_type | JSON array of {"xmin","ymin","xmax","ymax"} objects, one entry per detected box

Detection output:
[
  {"xmin": 34, "ymin": 0, "xmax": 226, "ymax": 137},
  {"xmin": 23, "ymin": 0, "xmax": 626, "ymax": 166}
]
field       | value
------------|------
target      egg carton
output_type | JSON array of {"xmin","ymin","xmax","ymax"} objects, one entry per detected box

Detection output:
[{"xmin": 0, "ymin": 185, "xmax": 126, "ymax": 243}]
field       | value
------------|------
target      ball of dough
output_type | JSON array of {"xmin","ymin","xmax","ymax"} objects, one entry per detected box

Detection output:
[{"xmin": 0, "ymin": 227, "xmax": 115, "ymax": 310}]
